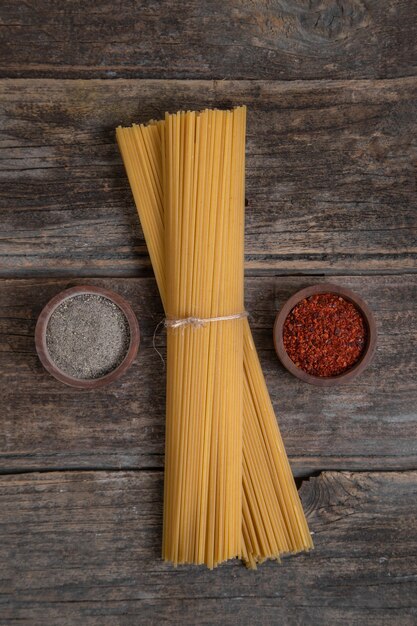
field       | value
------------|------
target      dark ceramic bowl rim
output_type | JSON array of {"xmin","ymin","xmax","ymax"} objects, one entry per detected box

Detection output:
[
  {"xmin": 273, "ymin": 283, "xmax": 377, "ymax": 386},
  {"xmin": 35, "ymin": 285, "xmax": 140, "ymax": 389}
]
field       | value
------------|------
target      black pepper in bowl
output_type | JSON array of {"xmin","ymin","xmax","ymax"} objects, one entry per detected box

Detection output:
[
  {"xmin": 46, "ymin": 294, "xmax": 131, "ymax": 379},
  {"xmin": 35, "ymin": 285, "xmax": 140, "ymax": 389}
]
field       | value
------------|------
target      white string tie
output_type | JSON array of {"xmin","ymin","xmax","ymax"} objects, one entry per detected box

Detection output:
[
  {"xmin": 165, "ymin": 311, "xmax": 248, "ymax": 330},
  {"xmin": 152, "ymin": 311, "xmax": 248, "ymax": 369}
]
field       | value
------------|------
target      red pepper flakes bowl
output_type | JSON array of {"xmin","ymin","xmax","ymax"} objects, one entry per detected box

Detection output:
[{"xmin": 273, "ymin": 283, "xmax": 377, "ymax": 386}]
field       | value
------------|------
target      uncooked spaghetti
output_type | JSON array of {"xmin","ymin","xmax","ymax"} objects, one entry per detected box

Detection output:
[{"xmin": 117, "ymin": 106, "xmax": 313, "ymax": 568}]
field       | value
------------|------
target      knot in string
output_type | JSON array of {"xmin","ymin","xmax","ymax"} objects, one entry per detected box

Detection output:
[{"xmin": 165, "ymin": 312, "xmax": 248, "ymax": 330}]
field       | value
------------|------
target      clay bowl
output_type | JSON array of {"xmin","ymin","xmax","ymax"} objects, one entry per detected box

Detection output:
[
  {"xmin": 273, "ymin": 283, "xmax": 377, "ymax": 386},
  {"xmin": 35, "ymin": 285, "xmax": 140, "ymax": 389}
]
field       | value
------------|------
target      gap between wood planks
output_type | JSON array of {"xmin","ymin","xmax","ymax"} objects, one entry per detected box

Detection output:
[
  {"xmin": 1, "ymin": 269, "xmax": 417, "ymax": 280},
  {"xmin": 0, "ymin": 466, "xmax": 415, "ymax": 488},
  {"xmin": 2, "ymin": 70, "xmax": 416, "ymax": 82}
]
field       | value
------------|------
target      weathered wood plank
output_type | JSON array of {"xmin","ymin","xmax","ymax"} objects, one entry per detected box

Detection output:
[
  {"xmin": 1, "ymin": 275, "xmax": 416, "ymax": 474},
  {"xmin": 1, "ymin": 469, "xmax": 416, "ymax": 625},
  {"xmin": 1, "ymin": 78, "xmax": 416, "ymax": 276},
  {"xmin": 0, "ymin": 1, "xmax": 416, "ymax": 81}
]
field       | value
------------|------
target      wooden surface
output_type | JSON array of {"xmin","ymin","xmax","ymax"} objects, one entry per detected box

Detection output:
[
  {"xmin": 1, "ymin": 275, "xmax": 416, "ymax": 475},
  {"xmin": 1, "ymin": 470, "xmax": 416, "ymax": 625},
  {"xmin": 1, "ymin": 78, "xmax": 416, "ymax": 276},
  {"xmin": 0, "ymin": 0, "xmax": 416, "ymax": 81},
  {"xmin": 1, "ymin": 1, "xmax": 417, "ymax": 624}
]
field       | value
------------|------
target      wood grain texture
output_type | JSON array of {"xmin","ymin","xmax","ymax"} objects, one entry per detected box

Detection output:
[
  {"xmin": 0, "ymin": 1, "xmax": 416, "ymax": 80},
  {"xmin": 1, "ymin": 78, "xmax": 416, "ymax": 276},
  {"xmin": 1, "ymin": 275, "xmax": 416, "ymax": 475},
  {"xmin": 1, "ymin": 469, "xmax": 416, "ymax": 625},
  {"xmin": 1, "ymin": 2, "xmax": 416, "ymax": 620}
]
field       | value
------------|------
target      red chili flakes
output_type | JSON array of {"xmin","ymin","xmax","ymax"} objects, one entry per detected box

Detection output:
[{"xmin": 283, "ymin": 293, "xmax": 367, "ymax": 377}]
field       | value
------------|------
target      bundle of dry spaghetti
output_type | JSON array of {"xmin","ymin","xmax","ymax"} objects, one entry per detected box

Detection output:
[{"xmin": 117, "ymin": 106, "xmax": 313, "ymax": 568}]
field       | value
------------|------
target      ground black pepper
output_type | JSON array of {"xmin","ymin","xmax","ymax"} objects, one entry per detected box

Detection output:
[{"xmin": 46, "ymin": 294, "xmax": 130, "ymax": 379}]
